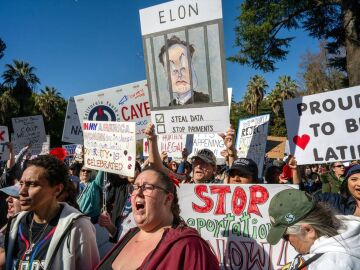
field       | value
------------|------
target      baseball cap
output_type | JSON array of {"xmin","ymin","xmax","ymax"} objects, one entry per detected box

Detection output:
[
  {"xmin": 191, "ymin": 149, "xmax": 216, "ymax": 166},
  {"xmin": 345, "ymin": 164, "xmax": 360, "ymax": 179},
  {"xmin": 0, "ymin": 184, "xmax": 20, "ymax": 197},
  {"xmin": 267, "ymin": 189, "xmax": 315, "ymax": 245},
  {"xmin": 227, "ymin": 158, "xmax": 258, "ymax": 180}
]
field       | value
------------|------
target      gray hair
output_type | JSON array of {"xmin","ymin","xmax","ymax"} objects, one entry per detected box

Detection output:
[{"xmin": 286, "ymin": 203, "xmax": 342, "ymax": 238}]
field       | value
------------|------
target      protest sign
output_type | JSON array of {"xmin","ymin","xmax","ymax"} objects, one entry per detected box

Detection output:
[
  {"xmin": 62, "ymin": 144, "xmax": 78, "ymax": 156},
  {"xmin": 266, "ymin": 136, "xmax": 286, "ymax": 159},
  {"xmin": 143, "ymin": 134, "xmax": 187, "ymax": 158},
  {"xmin": 140, "ymin": 0, "xmax": 229, "ymax": 135},
  {"xmin": 283, "ymin": 86, "xmax": 360, "ymax": 164},
  {"xmin": 179, "ymin": 184, "xmax": 297, "ymax": 269},
  {"xmin": 74, "ymin": 81, "xmax": 150, "ymax": 140},
  {"xmin": 12, "ymin": 115, "xmax": 46, "ymax": 145},
  {"xmin": 236, "ymin": 115, "xmax": 270, "ymax": 178},
  {"xmin": 62, "ymin": 97, "xmax": 83, "ymax": 144},
  {"xmin": 0, "ymin": 126, "xmax": 9, "ymax": 161},
  {"xmin": 83, "ymin": 121, "xmax": 136, "ymax": 176},
  {"xmin": 12, "ymin": 134, "xmax": 50, "ymax": 156},
  {"xmin": 188, "ymin": 134, "xmax": 226, "ymax": 163}
]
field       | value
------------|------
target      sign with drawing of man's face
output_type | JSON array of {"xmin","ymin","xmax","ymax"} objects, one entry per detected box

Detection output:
[
  {"xmin": 160, "ymin": 37, "xmax": 192, "ymax": 95},
  {"xmin": 140, "ymin": 0, "xmax": 229, "ymax": 135}
]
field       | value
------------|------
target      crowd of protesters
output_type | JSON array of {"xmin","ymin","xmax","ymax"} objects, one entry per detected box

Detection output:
[{"xmin": 0, "ymin": 123, "xmax": 360, "ymax": 269}]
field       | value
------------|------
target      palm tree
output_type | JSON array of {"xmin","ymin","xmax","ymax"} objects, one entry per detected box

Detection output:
[
  {"xmin": 275, "ymin": 76, "xmax": 298, "ymax": 100},
  {"xmin": 267, "ymin": 76, "xmax": 298, "ymax": 116},
  {"xmin": 35, "ymin": 86, "xmax": 64, "ymax": 121},
  {"xmin": 2, "ymin": 60, "xmax": 40, "ymax": 116},
  {"xmin": 242, "ymin": 90, "xmax": 254, "ymax": 114},
  {"xmin": 246, "ymin": 75, "xmax": 268, "ymax": 115},
  {"xmin": 0, "ymin": 90, "xmax": 20, "ymax": 125}
]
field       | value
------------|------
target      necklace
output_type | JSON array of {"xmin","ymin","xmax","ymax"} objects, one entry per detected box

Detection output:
[{"xmin": 25, "ymin": 218, "xmax": 50, "ymax": 255}]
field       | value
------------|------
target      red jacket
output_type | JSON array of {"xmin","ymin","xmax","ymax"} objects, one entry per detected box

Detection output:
[{"xmin": 96, "ymin": 224, "xmax": 220, "ymax": 270}]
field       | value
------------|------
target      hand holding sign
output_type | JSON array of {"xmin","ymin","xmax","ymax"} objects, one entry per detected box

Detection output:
[{"xmin": 144, "ymin": 123, "xmax": 156, "ymax": 142}]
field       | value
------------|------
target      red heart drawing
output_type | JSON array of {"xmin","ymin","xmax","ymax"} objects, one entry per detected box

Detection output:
[{"xmin": 293, "ymin": 134, "xmax": 310, "ymax": 150}]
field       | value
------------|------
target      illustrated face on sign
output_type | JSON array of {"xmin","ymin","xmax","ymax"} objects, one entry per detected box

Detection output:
[{"xmin": 165, "ymin": 43, "xmax": 191, "ymax": 95}]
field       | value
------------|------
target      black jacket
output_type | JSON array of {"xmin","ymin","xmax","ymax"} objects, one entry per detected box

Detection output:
[{"xmin": 313, "ymin": 192, "xmax": 356, "ymax": 215}]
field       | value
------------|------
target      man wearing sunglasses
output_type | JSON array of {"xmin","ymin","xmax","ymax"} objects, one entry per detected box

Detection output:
[
  {"xmin": 321, "ymin": 162, "xmax": 345, "ymax": 194},
  {"xmin": 77, "ymin": 165, "xmax": 104, "ymax": 224}
]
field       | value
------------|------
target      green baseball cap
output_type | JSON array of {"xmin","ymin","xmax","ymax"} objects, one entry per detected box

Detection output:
[{"xmin": 267, "ymin": 189, "xmax": 315, "ymax": 245}]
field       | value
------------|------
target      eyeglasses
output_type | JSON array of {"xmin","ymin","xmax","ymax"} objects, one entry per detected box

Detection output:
[
  {"xmin": 334, "ymin": 165, "xmax": 345, "ymax": 168},
  {"xmin": 128, "ymin": 183, "xmax": 170, "ymax": 195},
  {"xmin": 81, "ymin": 169, "xmax": 92, "ymax": 173}
]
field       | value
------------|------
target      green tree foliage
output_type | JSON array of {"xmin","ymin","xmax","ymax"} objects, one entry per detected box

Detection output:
[
  {"xmin": 0, "ymin": 38, "xmax": 5, "ymax": 60},
  {"xmin": 299, "ymin": 42, "xmax": 347, "ymax": 94},
  {"xmin": 244, "ymin": 75, "xmax": 268, "ymax": 115},
  {"xmin": 34, "ymin": 87, "xmax": 66, "ymax": 147},
  {"xmin": 229, "ymin": 0, "xmax": 360, "ymax": 86},
  {"xmin": 0, "ymin": 89, "xmax": 19, "ymax": 126},
  {"xmin": 2, "ymin": 60, "xmax": 40, "ymax": 116},
  {"xmin": 265, "ymin": 76, "xmax": 298, "ymax": 136}
]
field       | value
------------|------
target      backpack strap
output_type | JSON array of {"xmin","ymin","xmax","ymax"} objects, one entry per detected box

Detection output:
[{"xmin": 295, "ymin": 253, "xmax": 324, "ymax": 270}]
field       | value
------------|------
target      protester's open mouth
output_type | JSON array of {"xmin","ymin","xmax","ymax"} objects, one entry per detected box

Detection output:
[{"xmin": 136, "ymin": 202, "xmax": 145, "ymax": 211}]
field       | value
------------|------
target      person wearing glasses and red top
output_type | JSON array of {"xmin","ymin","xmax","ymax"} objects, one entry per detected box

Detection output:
[
  {"xmin": 321, "ymin": 162, "xmax": 346, "ymax": 194},
  {"xmin": 96, "ymin": 169, "xmax": 219, "ymax": 270},
  {"xmin": 77, "ymin": 165, "xmax": 104, "ymax": 224}
]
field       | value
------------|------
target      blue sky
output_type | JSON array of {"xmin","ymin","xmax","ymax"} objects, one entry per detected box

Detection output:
[{"xmin": 0, "ymin": 0, "xmax": 318, "ymax": 102}]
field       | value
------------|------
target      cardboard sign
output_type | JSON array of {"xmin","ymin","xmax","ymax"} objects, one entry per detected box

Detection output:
[
  {"xmin": 283, "ymin": 86, "xmax": 360, "ymax": 164},
  {"xmin": 188, "ymin": 134, "xmax": 226, "ymax": 163},
  {"xmin": 119, "ymin": 184, "xmax": 298, "ymax": 269},
  {"xmin": 179, "ymin": 184, "xmax": 297, "ymax": 269},
  {"xmin": 266, "ymin": 136, "xmax": 286, "ymax": 159},
  {"xmin": 75, "ymin": 81, "xmax": 151, "ymax": 140},
  {"xmin": 83, "ymin": 121, "xmax": 136, "ymax": 176},
  {"xmin": 0, "ymin": 126, "xmax": 9, "ymax": 161},
  {"xmin": 62, "ymin": 97, "xmax": 83, "ymax": 144},
  {"xmin": 12, "ymin": 134, "xmax": 50, "ymax": 156},
  {"xmin": 62, "ymin": 144, "xmax": 79, "ymax": 156},
  {"xmin": 140, "ymin": 0, "xmax": 229, "ymax": 135},
  {"xmin": 12, "ymin": 115, "xmax": 46, "ymax": 145},
  {"xmin": 236, "ymin": 115, "xmax": 270, "ymax": 178},
  {"xmin": 143, "ymin": 134, "xmax": 187, "ymax": 158}
]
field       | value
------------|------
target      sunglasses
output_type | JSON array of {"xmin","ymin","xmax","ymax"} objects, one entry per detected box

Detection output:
[
  {"xmin": 334, "ymin": 165, "xmax": 345, "ymax": 168},
  {"xmin": 81, "ymin": 169, "xmax": 92, "ymax": 173}
]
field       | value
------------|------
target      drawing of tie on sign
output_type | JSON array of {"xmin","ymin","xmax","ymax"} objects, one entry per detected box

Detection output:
[
  {"xmin": 283, "ymin": 85, "xmax": 360, "ymax": 165},
  {"xmin": 140, "ymin": 0, "xmax": 229, "ymax": 135}
]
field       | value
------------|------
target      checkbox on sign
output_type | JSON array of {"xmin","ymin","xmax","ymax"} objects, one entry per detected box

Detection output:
[
  {"xmin": 155, "ymin": 114, "xmax": 164, "ymax": 123},
  {"xmin": 157, "ymin": 124, "xmax": 165, "ymax": 134}
]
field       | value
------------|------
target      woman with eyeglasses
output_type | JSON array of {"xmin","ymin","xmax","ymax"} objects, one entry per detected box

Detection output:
[
  {"xmin": 320, "ymin": 162, "xmax": 346, "ymax": 194},
  {"xmin": 76, "ymin": 165, "xmax": 104, "ymax": 224},
  {"xmin": 95, "ymin": 169, "xmax": 219, "ymax": 270},
  {"xmin": 267, "ymin": 189, "xmax": 360, "ymax": 269}
]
